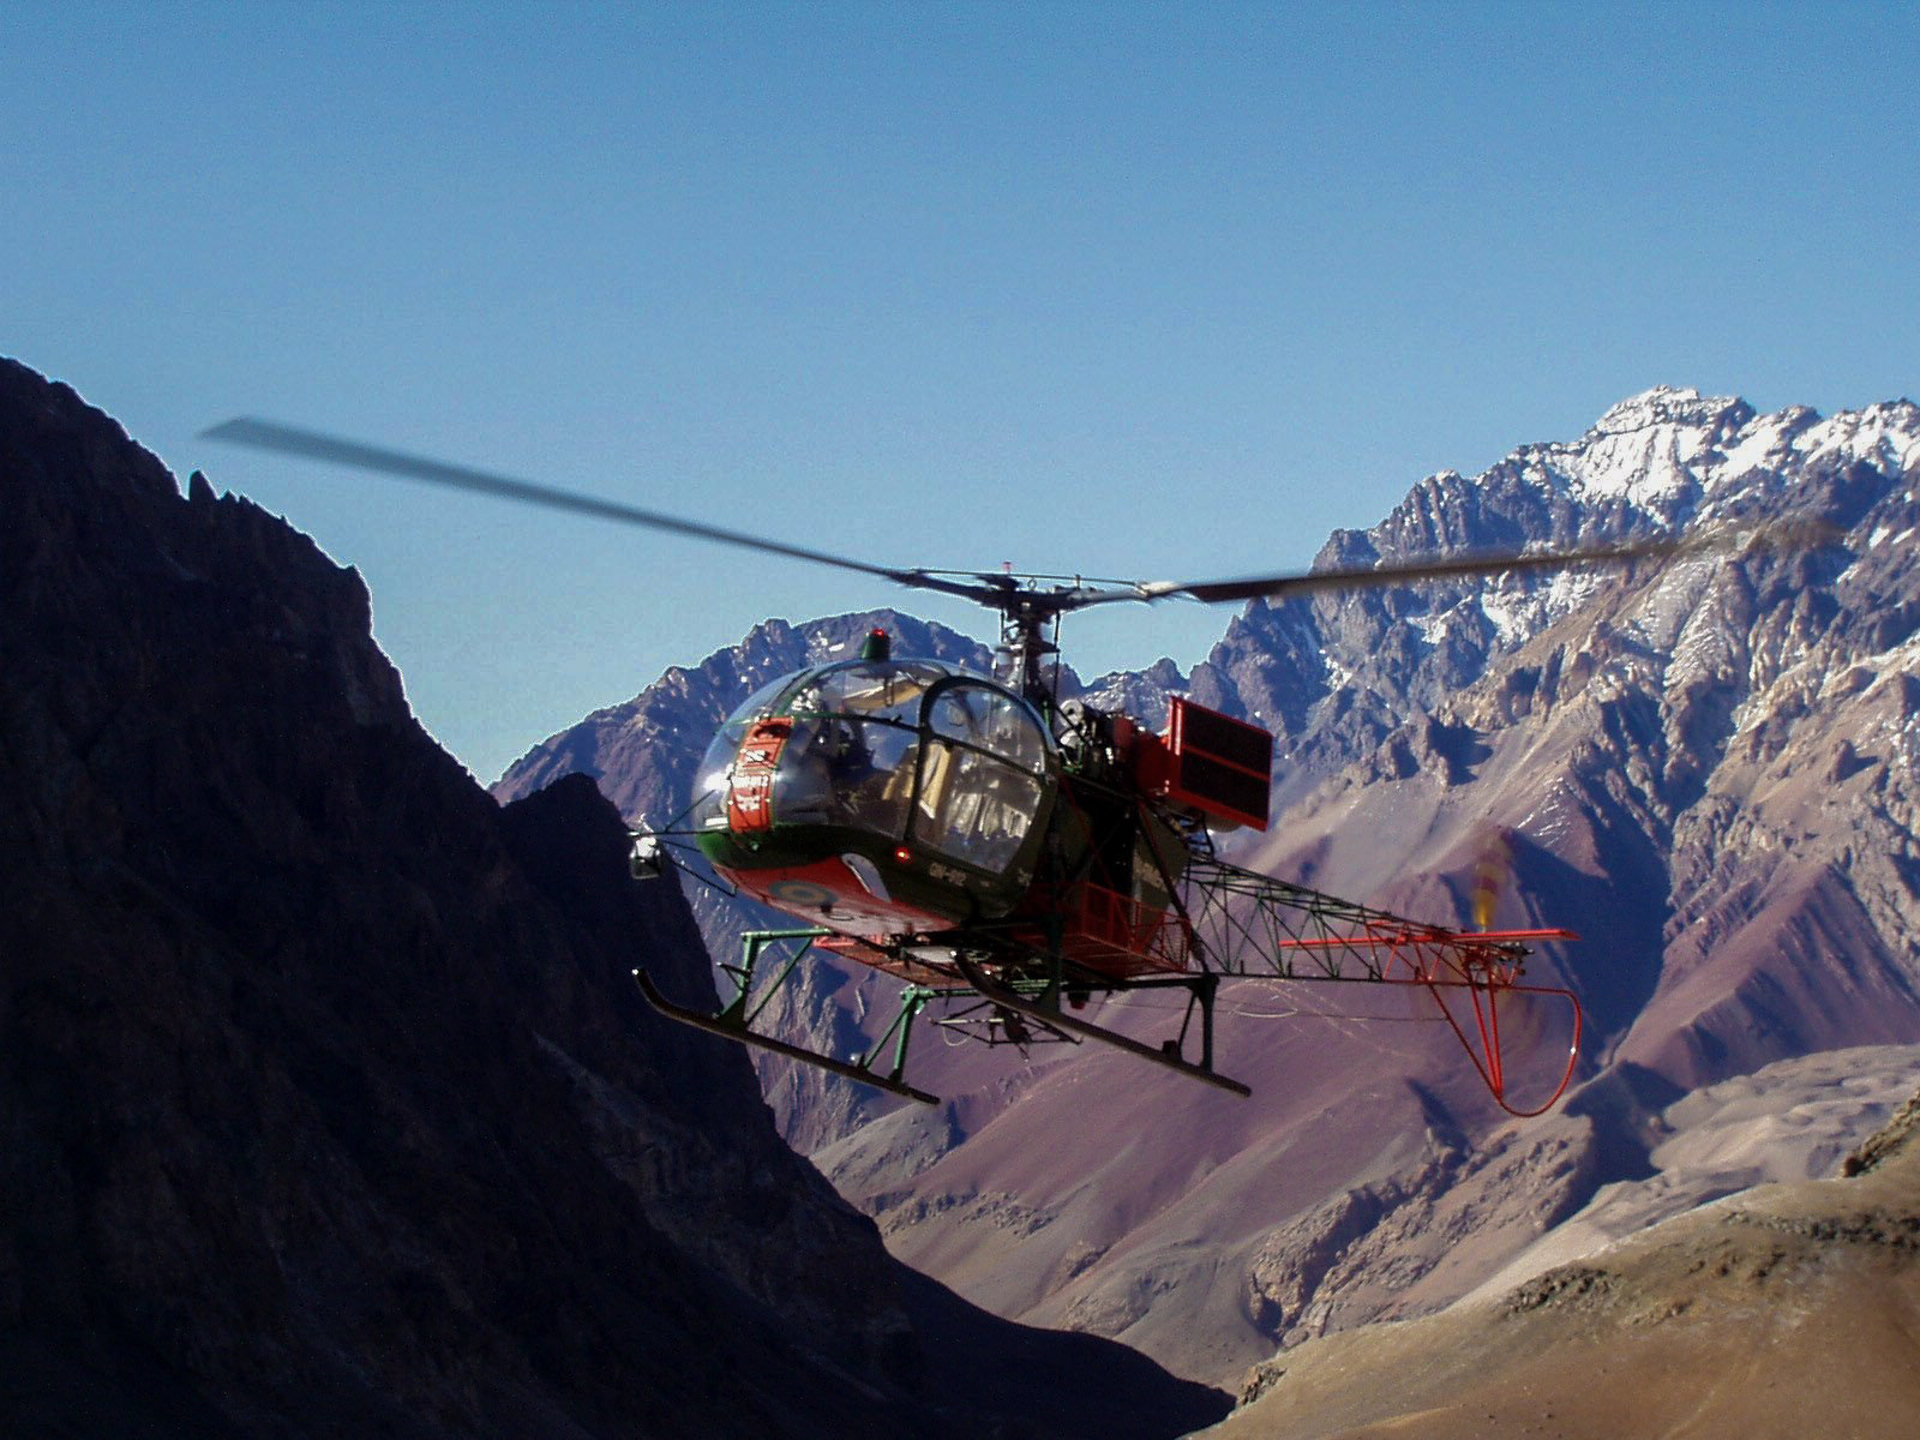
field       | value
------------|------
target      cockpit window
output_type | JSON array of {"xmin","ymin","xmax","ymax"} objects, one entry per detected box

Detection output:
[
  {"xmin": 693, "ymin": 660, "xmax": 1053, "ymax": 869},
  {"xmin": 778, "ymin": 716, "xmax": 920, "ymax": 835},
  {"xmin": 912, "ymin": 680, "xmax": 1048, "ymax": 870},
  {"xmin": 786, "ymin": 661, "xmax": 949, "ymax": 727},
  {"xmin": 741, "ymin": 672, "xmax": 798, "ymax": 715},
  {"xmin": 925, "ymin": 682, "xmax": 1047, "ymax": 774}
]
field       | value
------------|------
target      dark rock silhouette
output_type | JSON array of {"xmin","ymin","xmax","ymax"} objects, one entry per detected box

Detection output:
[{"xmin": 0, "ymin": 359, "xmax": 1228, "ymax": 1438}]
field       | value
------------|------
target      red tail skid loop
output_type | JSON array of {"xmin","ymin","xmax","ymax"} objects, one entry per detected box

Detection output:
[{"xmin": 1420, "ymin": 977, "xmax": 1583, "ymax": 1118}]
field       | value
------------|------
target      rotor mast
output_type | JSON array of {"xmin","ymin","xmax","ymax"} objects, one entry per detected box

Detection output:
[{"xmin": 993, "ymin": 588, "xmax": 1066, "ymax": 713}]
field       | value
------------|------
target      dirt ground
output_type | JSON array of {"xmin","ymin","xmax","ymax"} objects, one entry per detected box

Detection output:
[{"xmin": 1199, "ymin": 1090, "xmax": 1920, "ymax": 1440}]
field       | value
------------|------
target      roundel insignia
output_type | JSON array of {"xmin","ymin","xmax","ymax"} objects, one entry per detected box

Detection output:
[{"xmin": 767, "ymin": 879, "xmax": 835, "ymax": 908}]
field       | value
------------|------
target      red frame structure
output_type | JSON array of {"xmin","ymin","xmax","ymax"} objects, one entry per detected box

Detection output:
[{"xmin": 1175, "ymin": 855, "xmax": 1583, "ymax": 1116}]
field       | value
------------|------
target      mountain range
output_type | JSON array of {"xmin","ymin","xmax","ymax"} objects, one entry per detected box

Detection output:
[{"xmin": 496, "ymin": 385, "xmax": 1920, "ymax": 1388}]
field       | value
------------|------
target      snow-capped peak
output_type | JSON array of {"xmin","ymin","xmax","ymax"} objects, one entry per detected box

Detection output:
[
  {"xmin": 1589, "ymin": 385, "xmax": 1748, "ymax": 438},
  {"xmin": 1542, "ymin": 387, "xmax": 1745, "ymax": 509},
  {"xmin": 1787, "ymin": 399, "xmax": 1920, "ymax": 474},
  {"xmin": 1478, "ymin": 389, "xmax": 1917, "ymax": 517}
]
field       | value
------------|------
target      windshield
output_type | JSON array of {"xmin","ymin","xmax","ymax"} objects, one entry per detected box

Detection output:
[
  {"xmin": 785, "ymin": 661, "xmax": 951, "ymax": 726},
  {"xmin": 692, "ymin": 660, "xmax": 1053, "ymax": 869}
]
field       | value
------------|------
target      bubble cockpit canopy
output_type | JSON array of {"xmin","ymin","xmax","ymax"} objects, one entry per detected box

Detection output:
[{"xmin": 692, "ymin": 658, "xmax": 1054, "ymax": 879}]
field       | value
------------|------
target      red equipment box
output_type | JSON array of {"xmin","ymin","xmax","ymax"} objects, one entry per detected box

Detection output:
[{"xmin": 1135, "ymin": 697, "xmax": 1273, "ymax": 831}]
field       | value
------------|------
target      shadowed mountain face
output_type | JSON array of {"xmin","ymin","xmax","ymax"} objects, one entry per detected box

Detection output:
[
  {"xmin": 0, "ymin": 359, "xmax": 1228, "ymax": 1439},
  {"xmin": 495, "ymin": 385, "xmax": 1920, "ymax": 1387}
]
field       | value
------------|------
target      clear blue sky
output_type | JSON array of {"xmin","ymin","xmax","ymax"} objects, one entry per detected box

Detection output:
[{"xmin": 5, "ymin": 2, "xmax": 1916, "ymax": 781}]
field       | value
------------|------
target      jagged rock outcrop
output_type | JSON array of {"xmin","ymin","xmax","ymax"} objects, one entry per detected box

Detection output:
[{"xmin": 0, "ymin": 359, "xmax": 1227, "ymax": 1438}]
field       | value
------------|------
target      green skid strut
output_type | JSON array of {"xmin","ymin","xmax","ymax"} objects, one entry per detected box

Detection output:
[{"xmin": 635, "ymin": 928, "xmax": 940, "ymax": 1105}]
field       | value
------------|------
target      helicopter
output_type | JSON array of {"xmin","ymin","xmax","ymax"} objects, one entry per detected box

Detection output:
[{"xmin": 203, "ymin": 416, "xmax": 1782, "ymax": 1116}]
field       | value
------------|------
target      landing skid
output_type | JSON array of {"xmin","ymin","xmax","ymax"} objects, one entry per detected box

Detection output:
[
  {"xmin": 953, "ymin": 957, "xmax": 1252, "ymax": 1097},
  {"xmin": 633, "ymin": 929, "xmax": 940, "ymax": 1113},
  {"xmin": 632, "ymin": 919, "xmax": 1258, "ymax": 1106},
  {"xmin": 634, "ymin": 967, "xmax": 940, "ymax": 1106}
]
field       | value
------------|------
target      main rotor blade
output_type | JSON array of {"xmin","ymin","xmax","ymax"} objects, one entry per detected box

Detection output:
[
  {"xmin": 200, "ymin": 417, "xmax": 997, "ymax": 604},
  {"xmin": 1159, "ymin": 522, "xmax": 1822, "ymax": 606},
  {"xmin": 203, "ymin": 417, "xmax": 1837, "ymax": 623}
]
